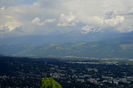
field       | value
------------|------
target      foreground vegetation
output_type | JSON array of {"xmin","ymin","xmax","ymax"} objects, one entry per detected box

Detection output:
[{"xmin": 41, "ymin": 77, "xmax": 62, "ymax": 88}]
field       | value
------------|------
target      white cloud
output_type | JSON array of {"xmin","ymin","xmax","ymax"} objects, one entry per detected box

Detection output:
[
  {"xmin": 0, "ymin": 0, "xmax": 133, "ymax": 35},
  {"xmin": 0, "ymin": 7, "xmax": 5, "ymax": 10},
  {"xmin": 45, "ymin": 19, "xmax": 56, "ymax": 23},
  {"xmin": 57, "ymin": 13, "xmax": 79, "ymax": 27},
  {"xmin": 0, "ymin": 15, "xmax": 22, "ymax": 31},
  {"xmin": 93, "ymin": 16, "xmax": 125, "ymax": 26},
  {"xmin": 58, "ymin": 0, "xmax": 132, "ymax": 33},
  {"xmin": 4, "ymin": 21, "xmax": 22, "ymax": 31},
  {"xmin": 81, "ymin": 25, "xmax": 100, "ymax": 34},
  {"xmin": 81, "ymin": 15, "xmax": 125, "ymax": 33},
  {"xmin": 32, "ymin": 17, "xmax": 56, "ymax": 26},
  {"xmin": 32, "ymin": 17, "xmax": 43, "ymax": 26}
]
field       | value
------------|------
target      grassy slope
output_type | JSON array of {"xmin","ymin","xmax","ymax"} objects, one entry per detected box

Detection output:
[{"xmin": 17, "ymin": 35, "xmax": 133, "ymax": 58}]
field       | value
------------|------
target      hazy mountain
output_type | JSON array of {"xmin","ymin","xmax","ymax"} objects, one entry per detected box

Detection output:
[
  {"xmin": 0, "ymin": 32, "xmax": 121, "ymax": 45},
  {"xmin": 0, "ymin": 32, "xmax": 133, "ymax": 58}
]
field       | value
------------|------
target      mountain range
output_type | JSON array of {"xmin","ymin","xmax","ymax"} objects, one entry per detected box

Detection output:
[{"xmin": 0, "ymin": 32, "xmax": 133, "ymax": 58}]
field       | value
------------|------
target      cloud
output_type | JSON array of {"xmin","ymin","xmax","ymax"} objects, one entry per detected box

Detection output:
[
  {"xmin": 0, "ymin": 0, "xmax": 16, "ymax": 8},
  {"xmin": 58, "ymin": 0, "xmax": 132, "ymax": 33},
  {"xmin": 0, "ymin": 0, "xmax": 133, "ymax": 36},
  {"xmin": 93, "ymin": 16, "xmax": 125, "ymax": 26},
  {"xmin": 57, "ymin": 13, "xmax": 79, "ymax": 27},
  {"xmin": 81, "ymin": 25, "xmax": 100, "ymax": 34},
  {"xmin": 4, "ymin": 21, "xmax": 22, "ymax": 31},
  {"xmin": 0, "ymin": 7, "xmax": 5, "ymax": 10},
  {"xmin": 32, "ymin": 17, "xmax": 56, "ymax": 26},
  {"xmin": 0, "ymin": 15, "xmax": 22, "ymax": 31},
  {"xmin": 32, "ymin": 17, "xmax": 41, "ymax": 25},
  {"xmin": 45, "ymin": 19, "xmax": 56, "ymax": 23},
  {"xmin": 81, "ymin": 15, "xmax": 125, "ymax": 33}
]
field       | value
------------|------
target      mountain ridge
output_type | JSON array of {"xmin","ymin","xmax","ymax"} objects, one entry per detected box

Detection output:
[{"xmin": 0, "ymin": 32, "xmax": 133, "ymax": 58}]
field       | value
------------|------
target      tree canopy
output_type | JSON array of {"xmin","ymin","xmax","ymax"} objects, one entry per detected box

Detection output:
[{"xmin": 41, "ymin": 77, "xmax": 62, "ymax": 88}]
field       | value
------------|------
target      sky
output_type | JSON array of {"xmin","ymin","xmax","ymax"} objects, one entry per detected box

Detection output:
[{"xmin": 0, "ymin": 0, "xmax": 133, "ymax": 36}]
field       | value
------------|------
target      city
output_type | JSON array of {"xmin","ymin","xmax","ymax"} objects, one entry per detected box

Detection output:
[{"xmin": 0, "ymin": 56, "xmax": 133, "ymax": 88}]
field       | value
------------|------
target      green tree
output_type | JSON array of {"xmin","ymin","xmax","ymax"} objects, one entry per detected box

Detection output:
[{"xmin": 41, "ymin": 77, "xmax": 63, "ymax": 88}]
